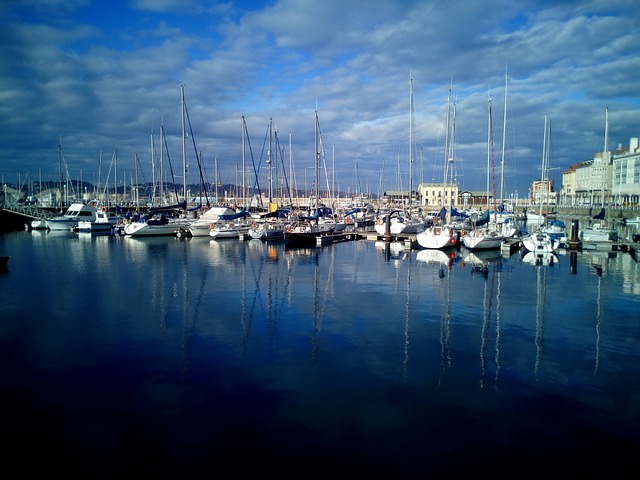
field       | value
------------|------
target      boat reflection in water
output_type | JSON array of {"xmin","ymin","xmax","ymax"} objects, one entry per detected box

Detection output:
[{"xmin": 2, "ymin": 231, "xmax": 640, "ymax": 476}]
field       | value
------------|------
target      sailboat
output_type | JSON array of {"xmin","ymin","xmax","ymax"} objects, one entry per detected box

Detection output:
[
  {"xmin": 462, "ymin": 94, "xmax": 505, "ymax": 251},
  {"xmin": 522, "ymin": 114, "xmax": 561, "ymax": 253},
  {"xmin": 417, "ymin": 83, "xmax": 460, "ymax": 250},
  {"xmin": 579, "ymin": 108, "xmax": 619, "ymax": 244},
  {"xmin": 375, "ymin": 75, "xmax": 428, "ymax": 237},
  {"xmin": 248, "ymin": 118, "xmax": 288, "ymax": 240},
  {"xmin": 286, "ymin": 111, "xmax": 336, "ymax": 248},
  {"xmin": 124, "ymin": 86, "xmax": 191, "ymax": 237}
]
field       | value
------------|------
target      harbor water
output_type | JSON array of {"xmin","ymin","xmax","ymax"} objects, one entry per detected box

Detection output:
[{"xmin": 1, "ymin": 227, "xmax": 639, "ymax": 477}]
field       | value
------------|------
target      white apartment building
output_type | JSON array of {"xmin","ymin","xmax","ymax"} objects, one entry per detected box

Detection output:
[{"xmin": 564, "ymin": 138, "xmax": 640, "ymax": 207}]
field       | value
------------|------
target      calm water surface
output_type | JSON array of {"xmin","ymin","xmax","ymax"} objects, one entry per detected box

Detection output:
[{"xmin": 1, "ymin": 228, "xmax": 639, "ymax": 477}]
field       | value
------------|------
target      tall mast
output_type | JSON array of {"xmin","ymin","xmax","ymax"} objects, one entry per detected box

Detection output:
[
  {"xmin": 603, "ymin": 106, "xmax": 609, "ymax": 205},
  {"xmin": 150, "ymin": 131, "xmax": 155, "ymax": 205},
  {"xmin": 242, "ymin": 116, "xmax": 246, "ymax": 207},
  {"xmin": 114, "ymin": 149, "xmax": 117, "ymax": 206},
  {"xmin": 409, "ymin": 73, "xmax": 413, "ymax": 207},
  {"xmin": 500, "ymin": 67, "xmax": 508, "ymax": 205},
  {"xmin": 443, "ymin": 82, "xmax": 452, "ymax": 218},
  {"xmin": 160, "ymin": 122, "xmax": 165, "ymax": 206},
  {"xmin": 447, "ymin": 101, "xmax": 456, "ymax": 223},
  {"xmin": 486, "ymin": 95, "xmax": 492, "ymax": 210},
  {"xmin": 181, "ymin": 85, "xmax": 187, "ymax": 202},
  {"xmin": 315, "ymin": 111, "xmax": 320, "ymax": 209},
  {"xmin": 268, "ymin": 117, "xmax": 273, "ymax": 203},
  {"xmin": 539, "ymin": 113, "xmax": 548, "ymax": 214}
]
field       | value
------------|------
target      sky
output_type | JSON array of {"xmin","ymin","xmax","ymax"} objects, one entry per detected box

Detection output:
[{"xmin": 1, "ymin": 0, "xmax": 639, "ymax": 201}]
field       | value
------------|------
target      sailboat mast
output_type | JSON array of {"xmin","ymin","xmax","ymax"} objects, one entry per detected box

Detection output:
[
  {"xmin": 500, "ymin": 69, "xmax": 508, "ymax": 205},
  {"xmin": 134, "ymin": 153, "xmax": 139, "ymax": 210},
  {"xmin": 539, "ymin": 113, "xmax": 548, "ymax": 217},
  {"xmin": 242, "ymin": 116, "xmax": 246, "ymax": 208},
  {"xmin": 409, "ymin": 74, "xmax": 413, "ymax": 207},
  {"xmin": 447, "ymin": 101, "xmax": 456, "ymax": 223},
  {"xmin": 160, "ymin": 122, "xmax": 165, "ymax": 205},
  {"xmin": 603, "ymin": 106, "xmax": 608, "ymax": 206},
  {"xmin": 150, "ymin": 131, "xmax": 155, "ymax": 205},
  {"xmin": 486, "ymin": 96, "xmax": 492, "ymax": 211},
  {"xmin": 315, "ymin": 111, "xmax": 319, "ymax": 209},
  {"xmin": 114, "ymin": 149, "xmax": 117, "ymax": 206},
  {"xmin": 268, "ymin": 118, "xmax": 273, "ymax": 203},
  {"xmin": 181, "ymin": 85, "xmax": 187, "ymax": 203},
  {"xmin": 444, "ymin": 84, "xmax": 451, "ymax": 200},
  {"xmin": 58, "ymin": 141, "xmax": 62, "ymax": 211}
]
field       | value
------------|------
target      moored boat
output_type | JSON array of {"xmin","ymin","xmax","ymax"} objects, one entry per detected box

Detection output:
[
  {"xmin": 124, "ymin": 213, "xmax": 189, "ymax": 237},
  {"xmin": 46, "ymin": 203, "xmax": 98, "ymax": 231},
  {"xmin": 77, "ymin": 207, "xmax": 121, "ymax": 234},
  {"xmin": 521, "ymin": 230, "xmax": 560, "ymax": 254}
]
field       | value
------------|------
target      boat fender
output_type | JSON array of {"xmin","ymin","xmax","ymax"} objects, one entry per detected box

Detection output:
[
  {"xmin": 461, "ymin": 229, "xmax": 466, "ymax": 236},
  {"xmin": 209, "ymin": 223, "xmax": 214, "ymax": 231},
  {"xmin": 101, "ymin": 206, "xmax": 107, "ymax": 213}
]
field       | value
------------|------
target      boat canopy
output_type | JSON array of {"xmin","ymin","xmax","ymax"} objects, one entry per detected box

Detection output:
[
  {"xmin": 219, "ymin": 208, "xmax": 249, "ymax": 221},
  {"xmin": 300, "ymin": 206, "xmax": 333, "ymax": 221}
]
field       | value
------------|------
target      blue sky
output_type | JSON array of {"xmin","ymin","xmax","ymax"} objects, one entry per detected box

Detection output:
[{"xmin": 1, "ymin": 0, "xmax": 639, "ymax": 201}]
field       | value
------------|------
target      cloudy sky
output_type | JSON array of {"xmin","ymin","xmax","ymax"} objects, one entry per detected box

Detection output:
[{"xmin": 1, "ymin": 0, "xmax": 639, "ymax": 201}]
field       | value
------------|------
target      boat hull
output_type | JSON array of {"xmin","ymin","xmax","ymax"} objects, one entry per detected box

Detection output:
[{"xmin": 416, "ymin": 226, "xmax": 459, "ymax": 250}]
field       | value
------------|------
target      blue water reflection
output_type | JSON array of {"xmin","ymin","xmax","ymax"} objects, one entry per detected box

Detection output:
[{"xmin": 0, "ymin": 230, "xmax": 639, "ymax": 476}]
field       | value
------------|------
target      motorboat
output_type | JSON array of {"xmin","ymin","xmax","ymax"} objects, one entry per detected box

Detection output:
[
  {"xmin": 46, "ymin": 203, "xmax": 98, "ymax": 231},
  {"xmin": 183, "ymin": 206, "xmax": 238, "ymax": 237},
  {"xmin": 77, "ymin": 207, "xmax": 121, "ymax": 234}
]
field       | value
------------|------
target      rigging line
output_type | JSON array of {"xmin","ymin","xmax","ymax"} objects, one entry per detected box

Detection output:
[
  {"xmin": 161, "ymin": 124, "xmax": 181, "ymax": 204},
  {"xmin": 183, "ymin": 100, "xmax": 211, "ymax": 206}
]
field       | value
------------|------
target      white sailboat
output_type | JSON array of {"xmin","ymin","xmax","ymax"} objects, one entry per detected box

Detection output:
[
  {"xmin": 579, "ymin": 107, "xmax": 619, "ymax": 244},
  {"xmin": 248, "ymin": 118, "xmax": 287, "ymax": 240},
  {"xmin": 124, "ymin": 86, "xmax": 191, "ymax": 237},
  {"xmin": 463, "ymin": 94, "xmax": 505, "ymax": 251},
  {"xmin": 417, "ymin": 83, "xmax": 460, "ymax": 250},
  {"xmin": 522, "ymin": 114, "xmax": 561, "ymax": 253}
]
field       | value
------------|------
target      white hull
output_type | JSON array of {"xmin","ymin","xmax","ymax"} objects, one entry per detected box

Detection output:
[
  {"xmin": 77, "ymin": 221, "xmax": 113, "ymax": 233},
  {"xmin": 77, "ymin": 209, "xmax": 120, "ymax": 233},
  {"xmin": 186, "ymin": 222, "xmax": 215, "ymax": 237},
  {"xmin": 29, "ymin": 219, "xmax": 49, "ymax": 230},
  {"xmin": 521, "ymin": 232, "xmax": 559, "ymax": 253},
  {"xmin": 416, "ymin": 226, "xmax": 458, "ymax": 250},
  {"xmin": 374, "ymin": 218, "xmax": 426, "ymax": 236},
  {"xmin": 462, "ymin": 228, "xmax": 504, "ymax": 250},
  {"xmin": 46, "ymin": 219, "xmax": 78, "ymax": 231},
  {"xmin": 186, "ymin": 206, "xmax": 239, "ymax": 237},
  {"xmin": 248, "ymin": 224, "xmax": 286, "ymax": 240},
  {"xmin": 580, "ymin": 222, "xmax": 618, "ymax": 242},
  {"xmin": 46, "ymin": 203, "xmax": 98, "ymax": 230},
  {"xmin": 210, "ymin": 224, "xmax": 250, "ymax": 239},
  {"xmin": 124, "ymin": 219, "xmax": 188, "ymax": 237}
]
